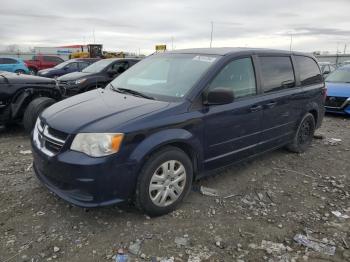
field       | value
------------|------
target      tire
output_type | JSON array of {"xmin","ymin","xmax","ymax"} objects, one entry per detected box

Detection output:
[
  {"xmin": 15, "ymin": 69, "xmax": 25, "ymax": 74},
  {"xmin": 28, "ymin": 68, "xmax": 37, "ymax": 75},
  {"xmin": 23, "ymin": 97, "xmax": 56, "ymax": 133},
  {"xmin": 286, "ymin": 113, "xmax": 315, "ymax": 153},
  {"xmin": 135, "ymin": 146, "xmax": 193, "ymax": 217}
]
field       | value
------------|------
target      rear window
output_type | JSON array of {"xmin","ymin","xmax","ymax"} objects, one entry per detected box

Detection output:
[
  {"xmin": 259, "ymin": 56, "xmax": 295, "ymax": 93},
  {"xmin": 295, "ymin": 56, "xmax": 322, "ymax": 85}
]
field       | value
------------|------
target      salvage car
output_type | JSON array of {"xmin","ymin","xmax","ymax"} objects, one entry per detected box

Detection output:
[
  {"xmin": 32, "ymin": 48, "xmax": 325, "ymax": 216},
  {"xmin": 25, "ymin": 55, "xmax": 64, "ymax": 75},
  {"xmin": 56, "ymin": 58, "xmax": 140, "ymax": 97},
  {"xmin": 37, "ymin": 58, "xmax": 99, "ymax": 78},
  {"xmin": 0, "ymin": 57, "xmax": 30, "ymax": 74},
  {"xmin": 0, "ymin": 71, "xmax": 60, "ymax": 132},
  {"xmin": 325, "ymin": 65, "xmax": 350, "ymax": 115}
]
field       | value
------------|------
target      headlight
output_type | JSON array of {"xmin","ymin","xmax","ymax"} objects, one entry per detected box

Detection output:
[
  {"xmin": 75, "ymin": 78, "xmax": 87, "ymax": 85},
  {"xmin": 71, "ymin": 133, "xmax": 124, "ymax": 157}
]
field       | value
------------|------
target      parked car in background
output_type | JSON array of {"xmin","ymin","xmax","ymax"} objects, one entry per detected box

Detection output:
[
  {"xmin": 318, "ymin": 62, "xmax": 337, "ymax": 77},
  {"xmin": 25, "ymin": 55, "xmax": 64, "ymax": 75},
  {"xmin": 325, "ymin": 65, "xmax": 350, "ymax": 115},
  {"xmin": 0, "ymin": 57, "xmax": 30, "ymax": 74},
  {"xmin": 0, "ymin": 71, "xmax": 61, "ymax": 132},
  {"xmin": 32, "ymin": 48, "xmax": 325, "ymax": 216},
  {"xmin": 56, "ymin": 58, "xmax": 140, "ymax": 97},
  {"xmin": 37, "ymin": 58, "xmax": 99, "ymax": 78}
]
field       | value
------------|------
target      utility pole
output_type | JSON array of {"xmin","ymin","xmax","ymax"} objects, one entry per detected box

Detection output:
[
  {"xmin": 171, "ymin": 36, "xmax": 174, "ymax": 50},
  {"xmin": 344, "ymin": 44, "xmax": 347, "ymax": 54},
  {"xmin": 210, "ymin": 21, "xmax": 214, "ymax": 48},
  {"xmin": 289, "ymin": 34, "xmax": 293, "ymax": 51},
  {"xmin": 93, "ymin": 29, "xmax": 96, "ymax": 44}
]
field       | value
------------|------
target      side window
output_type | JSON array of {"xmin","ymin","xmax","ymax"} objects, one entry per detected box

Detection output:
[
  {"xmin": 208, "ymin": 57, "xmax": 256, "ymax": 99},
  {"xmin": 44, "ymin": 56, "xmax": 63, "ymax": 63},
  {"xmin": 0, "ymin": 58, "xmax": 5, "ymax": 64},
  {"xmin": 112, "ymin": 61, "xmax": 129, "ymax": 72},
  {"xmin": 295, "ymin": 56, "xmax": 322, "ymax": 86},
  {"xmin": 66, "ymin": 62, "xmax": 78, "ymax": 70},
  {"xmin": 259, "ymin": 56, "xmax": 295, "ymax": 93},
  {"xmin": 79, "ymin": 62, "xmax": 90, "ymax": 70},
  {"xmin": 2, "ymin": 58, "xmax": 17, "ymax": 64}
]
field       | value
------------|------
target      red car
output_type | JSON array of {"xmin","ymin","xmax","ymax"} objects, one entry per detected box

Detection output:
[{"xmin": 25, "ymin": 55, "xmax": 64, "ymax": 75}]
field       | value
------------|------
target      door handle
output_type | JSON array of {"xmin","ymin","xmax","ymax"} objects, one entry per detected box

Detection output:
[
  {"xmin": 249, "ymin": 105, "xmax": 263, "ymax": 112},
  {"xmin": 265, "ymin": 101, "xmax": 277, "ymax": 108}
]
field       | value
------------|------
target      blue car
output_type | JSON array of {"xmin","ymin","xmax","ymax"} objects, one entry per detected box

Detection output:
[
  {"xmin": 37, "ymin": 58, "xmax": 99, "ymax": 78},
  {"xmin": 31, "ymin": 48, "xmax": 325, "ymax": 216},
  {"xmin": 325, "ymin": 65, "xmax": 350, "ymax": 115},
  {"xmin": 0, "ymin": 57, "xmax": 29, "ymax": 74}
]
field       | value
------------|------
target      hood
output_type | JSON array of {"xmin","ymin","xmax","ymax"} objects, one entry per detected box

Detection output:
[
  {"xmin": 38, "ymin": 68, "xmax": 61, "ymax": 74},
  {"xmin": 42, "ymin": 89, "xmax": 170, "ymax": 134},
  {"xmin": 326, "ymin": 82, "xmax": 350, "ymax": 97},
  {"xmin": 0, "ymin": 71, "xmax": 55, "ymax": 85},
  {"xmin": 57, "ymin": 71, "xmax": 95, "ymax": 81}
]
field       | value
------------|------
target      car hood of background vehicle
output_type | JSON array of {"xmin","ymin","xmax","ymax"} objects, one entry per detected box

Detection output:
[
  {"xmin": 39, "ymin": 68, "xmax": 61, "ymax": 74},
  {"xmin": 57, "ymin": 71, "xmax": 96, "ymax": 81},
  {"xmin": 326, "ymin": 82, "xmax": 350, "ymax": 97},
  {"xmin": 42, "ymin": 89, "xmax": 170, "ymax": 134},
  {"xmin": 1, "ymin": 72, "xmax": 55, "ymax": 85}
]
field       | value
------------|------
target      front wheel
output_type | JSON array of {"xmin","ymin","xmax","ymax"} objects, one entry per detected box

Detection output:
[
  {"xmin": 135, "ymin": 147, "xmax": 193, "ymax": 217},
  {"xmin": 23, "ymin": 97, "xmax": 56, "ymax": 133},
  {"xmin": 286, "ymin": 113, "xmax": 315, "ymax": 153}
]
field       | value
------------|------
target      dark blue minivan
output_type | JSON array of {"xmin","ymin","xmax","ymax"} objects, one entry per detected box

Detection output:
[{"xmin": 31, "ymin": 48, "xmax": 325, "ymax": 216}]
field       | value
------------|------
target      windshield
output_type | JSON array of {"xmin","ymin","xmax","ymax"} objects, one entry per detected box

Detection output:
[
  {"xmin": 54, "ymin": 60, "xmax": 71, "ymax": 69},
  {"xmin": 82, "ymin": 59, "xmax": 113, "ymax": 73},
  {"xmin": 326, "ymin": 68, "xmax": 350, "ymax": 83},
  {"xmin": 109, "ymin": 53, "xmax": 218, "ymax": 101}
]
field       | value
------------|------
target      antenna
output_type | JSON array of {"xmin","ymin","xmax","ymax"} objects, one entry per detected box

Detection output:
[{"xmin": 210, "ymin": 21, "xmax": 214, "ymax": 48}]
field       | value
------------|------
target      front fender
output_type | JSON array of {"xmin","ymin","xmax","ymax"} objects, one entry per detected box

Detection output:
[{"xmin": 129, "ymin": 128, "xmax": 203, "ymax": 168}]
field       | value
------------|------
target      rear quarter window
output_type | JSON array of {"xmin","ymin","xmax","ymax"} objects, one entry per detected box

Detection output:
[
  {"xmin": 295, "ymin": 56, "xmax": 322, "ymax": 86},
  {"xmin": 259, "ymin": 56, "xmax": 295, "ymax": 93}
]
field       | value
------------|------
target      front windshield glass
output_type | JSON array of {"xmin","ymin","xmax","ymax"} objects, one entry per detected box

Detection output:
[
  {"xmin": 82, "ymin": 59, "xmax": 112, "ymax": 73},
  {"xmin": 54, "ymin": 60, "xmax": 70, "ymax": 69},
  {"xmin": 110, "ymin": 53, "xmax": 219, "ymax": 100},
  {"xmin": 326, "ymin": 68, "xmax": 350, "ymax": 83}
]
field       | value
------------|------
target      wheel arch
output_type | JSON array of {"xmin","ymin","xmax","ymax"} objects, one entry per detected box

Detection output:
[{"xmin": 129, "ymin": 129, "xmax": 203, "ymax": 180}]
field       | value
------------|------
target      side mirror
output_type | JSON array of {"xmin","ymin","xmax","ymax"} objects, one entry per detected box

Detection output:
[{"xmin": 204, "ymin": 88, "xmax": 234, "ymax": 105}]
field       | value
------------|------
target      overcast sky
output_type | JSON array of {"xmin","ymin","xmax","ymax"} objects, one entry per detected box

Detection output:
[{"xmin": 1, "ymin": 0, "xmax": 350, "ymax": 54}]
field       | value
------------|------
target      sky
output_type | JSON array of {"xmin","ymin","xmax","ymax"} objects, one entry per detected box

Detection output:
[{"xmin": 0, "ymin": 0, "xmax": 350, "ymax": 55}]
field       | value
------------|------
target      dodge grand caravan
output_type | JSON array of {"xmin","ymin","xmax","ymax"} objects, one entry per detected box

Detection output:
[{"xmin": 31, "ymin": 48, "xmax": 325, "ymax": 216}]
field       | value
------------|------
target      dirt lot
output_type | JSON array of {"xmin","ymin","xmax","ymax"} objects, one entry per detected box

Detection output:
[{"xmin": 0, "ymin": 116, "xmax": 349, "ymax": 262}]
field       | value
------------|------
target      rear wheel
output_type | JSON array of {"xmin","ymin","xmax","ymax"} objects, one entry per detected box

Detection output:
[
  {"xmin": 287, "ymin": 113, "xmax": 315, "ymax": 153},
  {"xmin": 23, "ymin": 97, "xmax": 56, "ymax": 133},
  {"xmin": 15, "ymin": 69, "xmax": 25, "ymax": 74},
  {"xmin": 135, "ymin": 147, "xmax": 193, "ymax": 217}
]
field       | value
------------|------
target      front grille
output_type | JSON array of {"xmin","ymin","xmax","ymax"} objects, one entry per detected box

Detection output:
[
  {"xmin": 325, "ymin": 96, "xmax": 348, "ymax": 108},
  {"xmin": 33, "ymin": 119, "xmax": 68, "ymax": 156}
]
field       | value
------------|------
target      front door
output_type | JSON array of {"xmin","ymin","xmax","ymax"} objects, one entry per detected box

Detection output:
[{"xmin": 202, "ymin": 57, "xmax": 263, "ymax": 170}]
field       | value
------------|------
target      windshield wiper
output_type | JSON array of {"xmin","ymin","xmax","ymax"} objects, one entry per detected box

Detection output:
[{"xmin": 111, "ymin": 85, "xmax": 155, "ymax": 100}]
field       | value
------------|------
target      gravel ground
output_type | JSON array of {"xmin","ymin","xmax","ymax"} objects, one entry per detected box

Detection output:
[{"xmin": 0, "ymin": 115, "xmax": 349, "ymax": 262}]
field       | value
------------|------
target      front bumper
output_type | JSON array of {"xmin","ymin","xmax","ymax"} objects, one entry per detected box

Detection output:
[
  {"xmin": 32, "ymin": 141, "xmax": 137, "ymax": 208},
  {"xmin": 325, "ymin": 96, "xmax": 350, "ymax": 115}
]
